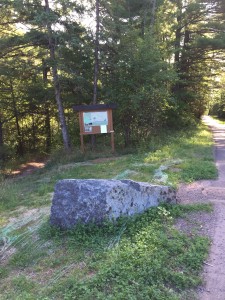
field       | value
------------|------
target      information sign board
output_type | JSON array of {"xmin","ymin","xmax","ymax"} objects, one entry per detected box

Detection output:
[{"xmin": 73, "ymin": 104, "xmax": 117, "ymax": 152}]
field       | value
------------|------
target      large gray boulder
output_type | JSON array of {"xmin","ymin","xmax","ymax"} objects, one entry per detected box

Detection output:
[{"xmin": 50, "ymin": 179, "xmax": 176, "ymax": 229}]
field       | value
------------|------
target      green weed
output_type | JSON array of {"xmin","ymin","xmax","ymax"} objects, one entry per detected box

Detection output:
[
  {"xmin": 0, "ymin": 266, "xmax": 9, "ymax": 279},
  {"xmin": 12, "ymin": 275, "xmax": 36, "ymax": 293},
  {"xmin": 0, "ymin": 204, "xmax": 211, "ymax": 300},
  {"xmin": 40, "ymin": 205, "xmax": 209, "ymax": 300}
]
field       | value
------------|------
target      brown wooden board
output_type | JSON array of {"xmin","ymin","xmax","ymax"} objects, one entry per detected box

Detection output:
[
  {"xmin": 75, "ymin": 104, "xmax": 116, "ymax": 152},
  {"xmin": 73, "ymin": 103, "xmax": 117, "ymax": 112}
]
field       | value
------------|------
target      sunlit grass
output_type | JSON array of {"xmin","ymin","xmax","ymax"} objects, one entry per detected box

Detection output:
[
  {"xmin": 0, "ymin": 124, "xmax": 217, "ymax": 212},
  {"xmin": 0, "ymin": 204, "xmax": 211, "ymax": 300},
  {"xmin": 209, "ymin": 115, "xmax": 225, "ymax": 124},
  {"xmin": 0, "ymin": 123, "xmax": 217, "ymax": 299},
  {"xmin": 143, "ymin": 126, "xmax": 217, "ymax": 185}
]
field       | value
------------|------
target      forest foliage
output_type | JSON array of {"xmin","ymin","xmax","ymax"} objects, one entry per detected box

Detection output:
[{"xmin": 0, "ymin": 0, "xmax": 225, "ymax": 160}]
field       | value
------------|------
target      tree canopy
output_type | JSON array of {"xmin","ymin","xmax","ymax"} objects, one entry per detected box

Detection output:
[{"xmin": 0, "ymin": 0, "xmax": 224, "ymax": 159}]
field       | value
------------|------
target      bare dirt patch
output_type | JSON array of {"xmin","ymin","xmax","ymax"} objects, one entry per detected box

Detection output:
[
  {"xmin": 11, "ymin": 161, "xmax": 46, "ymax": 176},
  {"xmin": 4, "ymin": 159, "xmax": 48, "ymax": 179},
  {"xmin": 174, "ymin": 208, "xmax": 217, "ymax": 239}
]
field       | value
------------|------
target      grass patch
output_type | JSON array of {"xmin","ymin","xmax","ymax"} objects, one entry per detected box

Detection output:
[
  {"xmin": 181, "ymin": 160, "xmax": 217, "ymax": 182},
  {"xmin": 1, "ymin": 205, "xmax": 210, "ymax": 300},
  {"xmin": 0, "ymin": 122, "xmax": 216, "ymax": 299},
  {"xmin": 0, "ymin": 266, "xmax": 9, "ymax": 279},
  {"xmin": 0, "ymin": 124, "xmax": 216, "ymax": 212},
  {"xmin": 209, "ymin": 115, "xmax": 225, "ymax": 124},
  {"xmin": 144, "ymin": 125, "xmax": 217, "ymax": 185}
]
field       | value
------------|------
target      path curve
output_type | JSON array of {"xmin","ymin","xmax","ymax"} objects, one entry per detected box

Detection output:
[{"xmin": 177, "ymin": 116, "xmax": 225, "ymax": 300}]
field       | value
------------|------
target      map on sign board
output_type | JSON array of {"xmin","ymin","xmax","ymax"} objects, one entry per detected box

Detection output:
[{"xmin": 83, "ymin": 111, "xmax": 108, "ymax": 126}]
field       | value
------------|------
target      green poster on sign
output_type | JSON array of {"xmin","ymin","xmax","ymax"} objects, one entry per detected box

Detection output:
[{"xmin": 83, "ymin": 111, "xmax": 108, "ymax": 126}]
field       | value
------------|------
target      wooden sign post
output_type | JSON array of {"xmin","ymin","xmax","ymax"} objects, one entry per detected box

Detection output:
[{"xmin": 73, "ymin": 104, "xmax": 117, "ymax": 153}]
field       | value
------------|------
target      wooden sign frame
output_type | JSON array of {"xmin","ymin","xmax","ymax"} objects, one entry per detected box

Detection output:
[{"xmin": 73, "ymin": 104, "xmax": 117, "ymax": 153}]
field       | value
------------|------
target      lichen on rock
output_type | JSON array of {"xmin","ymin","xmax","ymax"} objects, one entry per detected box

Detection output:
[{"xmin": 50, "ymin": 179, "xmax": 177, "ymax": 229}]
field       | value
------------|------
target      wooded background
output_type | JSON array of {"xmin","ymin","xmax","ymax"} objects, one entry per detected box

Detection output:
[{"xmin": 0, "ymin": 0, "xmax": 224, "ymax": 159}]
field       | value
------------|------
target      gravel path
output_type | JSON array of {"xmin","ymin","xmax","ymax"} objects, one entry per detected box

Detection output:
[{"xmin": 177, "ymin": 116, "xmax": 225, "ymax": 300}]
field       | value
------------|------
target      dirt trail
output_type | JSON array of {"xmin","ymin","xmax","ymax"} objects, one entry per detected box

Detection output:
[
  {"xmin": 177, "ymin": 116, "xmax": 225, "ymax": 300},
  {"xmin": 10, "ymin": 161, "xmax": 46, "ymax": 176}
]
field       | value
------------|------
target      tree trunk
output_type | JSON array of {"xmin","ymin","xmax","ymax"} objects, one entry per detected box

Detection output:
[
  {"xmin": 150, "ymin": 0, "xmax": 157, "ymax": 29},
  {"xmin": 45, "ymin": 107, "xmax": 51, "ymax": 152},
  {"xmin": 124, "ymin": 126, "xmax": 131, "ymax": 147},
  {"xmin": 174, "ymin": 0, "xmax": 182, "ymax": 64},
  {"xmin": 32, "ymin": 114, "xmax": 36, "ymax": 151},
  {"xmin": 0, "ymin": 118, "xmax": 3, "ymax": 147},
  {"xmin": 172, "ymin": 0, "xmax": 183, "ymax": 94},
  {"xmin": 92, "ymin": 0, "xmax": 100, "ymax": 149},
  {"xmin": 44, "ymin": 0, "xmax": 70, "ymax": 151},
  {"xmin": 43, "ymin": 60, "xmax": 51, "ymax": 152},
  {"xmin": 9, "ymin": 79, "xmax": 23, "ymax": 156},
  {"xmin": 180, "ymin": 29, "xmax": 190, "ymax": 74},
  {"xmin": 93, "ymin": 0, "xmax": 100, "ymax": 105},
  {"xmin": 175, "ymin": 20, "xmax": 181, "ymax": 64}
]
